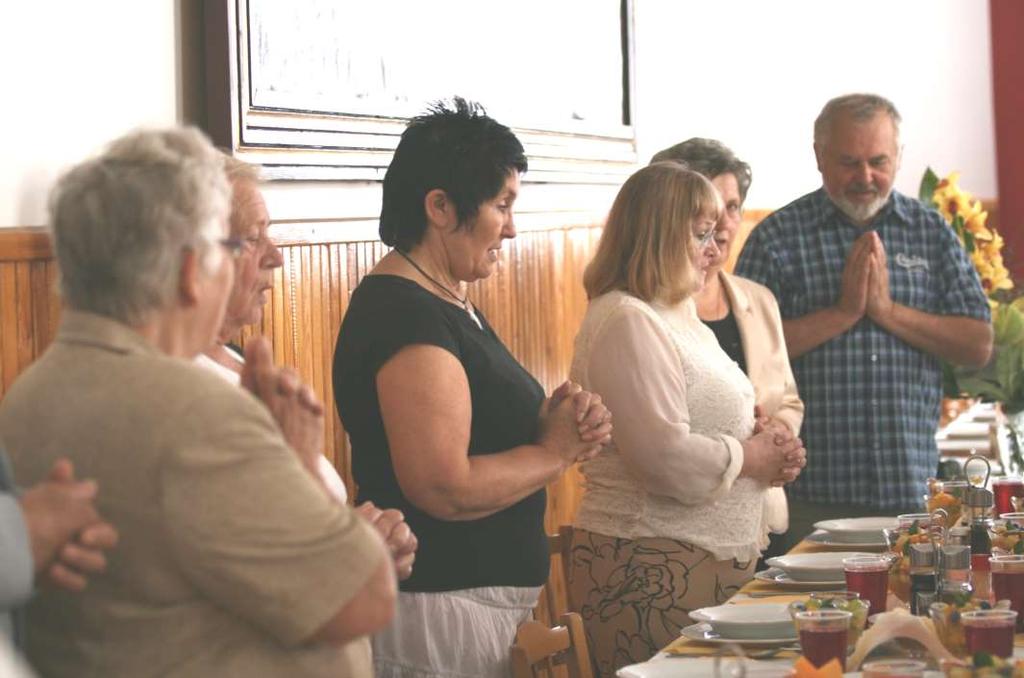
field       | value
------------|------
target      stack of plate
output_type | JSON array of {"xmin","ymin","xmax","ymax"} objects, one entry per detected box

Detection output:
[
  {"xmin": 805, "ymin": 516, "xmax": 896, "ymax": 550},
  {"xmin": 757, "ymin": 551, "xmax": 871, "ymax": 588},
  {"xmin": 683, "ymin": 603, "xmax": 796, "ymax": 645}
]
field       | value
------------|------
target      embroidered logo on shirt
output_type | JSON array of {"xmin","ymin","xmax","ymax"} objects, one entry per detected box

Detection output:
[{"xmin": 895, "ymin": 253, "xmax": 929, "ymax": 272}]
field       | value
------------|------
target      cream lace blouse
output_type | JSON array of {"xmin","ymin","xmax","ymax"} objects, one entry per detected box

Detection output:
[{"xmin": 570, "ymin": 291, "xmax": 769, "ymax": 562}]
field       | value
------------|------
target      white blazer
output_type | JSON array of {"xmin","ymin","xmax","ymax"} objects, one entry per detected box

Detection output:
[{"xmin": 721, "ymin": 271, "xmax": 805, "ymax": 532}]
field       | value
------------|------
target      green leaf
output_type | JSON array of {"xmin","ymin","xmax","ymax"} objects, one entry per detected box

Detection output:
[
  {"xmin": 954, "ymin": 374, "xmax": 1006, "ymax": 402},
  {"xmin": 996, "ymin": 344, "xmax": 1024, "ymax": 404},
  {"xmin": 995, "ymin": 305, "xmax": 1024, "ymax": 347},
  {"xmin": 919, "ymin": 167, "xmax": 940, "ymax": 205}
]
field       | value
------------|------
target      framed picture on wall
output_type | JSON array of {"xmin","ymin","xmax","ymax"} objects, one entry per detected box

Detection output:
[{"xmin": 204, "ymin": 0, "xmax": 636, "ymax": 182}]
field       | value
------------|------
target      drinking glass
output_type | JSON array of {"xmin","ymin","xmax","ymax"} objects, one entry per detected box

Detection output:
[
  {"xmin": 993, "ymin": 477, "xmax": 1024, "ymax": 516},
  {"xmin": 792, "ymin": 610, "xmax": 851, "ymax": 670},
  {"xmin": 843, "ymin": 555, "xmax": 890, "ymax": 616},
  {"xmin": 960, "ymin": 609, "xmax": 1018, "ymax": 658},
  {"xmin": 990, "ymin": 554, "xmax": 1024, "ymax": 630}
]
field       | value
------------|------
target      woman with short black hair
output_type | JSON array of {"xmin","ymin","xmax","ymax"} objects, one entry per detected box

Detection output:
[{"xmin": 333, "ymin": 98, "xmax": 612, "ymax": 678}]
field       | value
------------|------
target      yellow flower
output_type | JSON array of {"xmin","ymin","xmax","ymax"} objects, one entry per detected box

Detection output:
[{"xmin": 931, "ymin": 170, "xmax": 1013, "ymax": 298}]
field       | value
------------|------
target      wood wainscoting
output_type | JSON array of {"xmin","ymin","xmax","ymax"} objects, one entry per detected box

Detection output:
[
  {"xmin": 0, "ymin": 221, "xmax": 607, "ymax": 621},
  {"xmin": 0, "ymin": 210, "xmax": 779, "ymax": 621}
]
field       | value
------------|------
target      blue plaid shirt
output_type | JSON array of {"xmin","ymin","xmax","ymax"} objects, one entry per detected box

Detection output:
[{"xmin": 735, "ymin": 188, "xmax": 990, "ymax": 509}]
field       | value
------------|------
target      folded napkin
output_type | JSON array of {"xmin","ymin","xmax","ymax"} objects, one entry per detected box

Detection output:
[
  {"xmin": 663, "ymin": 634, "xmax": 800, "ymax": 659},
  {"xmin": 729, "ymin": 594, "xmax": 807, "ymax": 605}
]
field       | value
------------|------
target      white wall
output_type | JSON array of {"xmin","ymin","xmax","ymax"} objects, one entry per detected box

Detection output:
[
  {"xmin": 0, "ymin": 0, "xmax": 997, "ymax": 228},
  {"xmin": 634, "ymin": 0, "xmax": 997, "ymax": 208},
  {"xmin": 0, "ymin": 2, "xmax": 179, "ymax": 227}
]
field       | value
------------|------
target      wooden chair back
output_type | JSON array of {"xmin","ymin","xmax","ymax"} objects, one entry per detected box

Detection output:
[
  {"xmin": 511, "ymin": 612, "xmax": 594, "ymax": 678},
  {"xmin": 540, "ymin": 525, "xmax": 576, "ymax": 623}
]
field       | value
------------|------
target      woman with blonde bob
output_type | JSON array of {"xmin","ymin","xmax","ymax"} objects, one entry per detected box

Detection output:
[{"xmin": 567, "ymin": 163, "xmax": 806, "ymax": 675}]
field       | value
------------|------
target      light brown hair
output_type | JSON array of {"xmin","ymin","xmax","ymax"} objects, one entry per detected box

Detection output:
[{"xmin": 583, "ymin": 162, "xmax": 721, "ymax": 304}]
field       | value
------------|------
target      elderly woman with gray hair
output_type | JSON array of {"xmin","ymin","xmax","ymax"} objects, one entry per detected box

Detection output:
[
  {"xmin": 0, "ymin": 127, "xmax": 395, "ymax": 678},
  {"xmin": 650, "ymin": 138, "xmax": 804, "ymax": 561}
]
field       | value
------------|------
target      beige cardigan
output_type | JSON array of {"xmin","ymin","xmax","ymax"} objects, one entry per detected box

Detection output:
[{"xmin": 720, "ymin": 271, "xmax": 805, "ymax": 532}]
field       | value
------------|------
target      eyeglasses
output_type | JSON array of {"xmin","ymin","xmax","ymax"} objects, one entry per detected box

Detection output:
[
  {"xmin": 693, "ymin": 228, "xmax": 717, "ymax": 250},
  {"xmin": 218, "ymin": 237, "xmax": 245, "ymax": 258}
]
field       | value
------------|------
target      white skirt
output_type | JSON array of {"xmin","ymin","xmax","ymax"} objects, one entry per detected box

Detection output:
[{"xmin": 372, "ymin": 586, "xmax": 542, "ymax": 678}]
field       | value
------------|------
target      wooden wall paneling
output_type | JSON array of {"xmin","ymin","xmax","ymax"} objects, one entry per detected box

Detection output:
[
  {"xmin": 0, "ymin": 223, "xmax": 606, "ymax": 621},
  {"xmin": 0, "ymin": 264, "xmax": 19, "ymax": 392},
  {"xmin": 14, "ymin": 263, "xmax": 35, "ymax": 379}
]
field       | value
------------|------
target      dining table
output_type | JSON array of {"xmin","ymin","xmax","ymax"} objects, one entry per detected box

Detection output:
[{"xmin": 616, "ymin": 529, "xmax": 1024, "ymax": 677}]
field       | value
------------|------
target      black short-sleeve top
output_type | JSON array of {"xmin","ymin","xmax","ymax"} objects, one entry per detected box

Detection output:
[{"xmin": 332, "ymin": 275, "xmax": 548, "ymax": 592}]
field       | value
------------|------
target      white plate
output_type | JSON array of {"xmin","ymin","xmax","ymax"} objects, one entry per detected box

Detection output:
[
  {"xmin": 813, "ymin": 517, "xmax": 897, "ymax": 543},
  {"xmin": 679, "ymin": 622, "xmax": 797, "ymax": 646},
  {"xmin": 754, "ymin": 567, "xmax": 845, "ymax": 589},
  {"xmin": 766, "ymin": 551, "xmax": 870, "ymax": 582},
  {"xmin": 805, "ymin": 530, "xmax": 887, "ymax": 550},
  {"xmin": 689, "ymin": 603, "xmax": 792, "ymax": 640},
  {"xmin": 617, "ymin": 657, "xmax": 795, "ymax": 678}
]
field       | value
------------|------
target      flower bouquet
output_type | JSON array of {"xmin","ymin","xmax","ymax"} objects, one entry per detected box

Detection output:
[{"xmin": 920, "ymin": 169, "xmax": 1024, "ymax": 469}]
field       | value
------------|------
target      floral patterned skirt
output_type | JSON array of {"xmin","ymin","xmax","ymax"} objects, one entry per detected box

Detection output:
[{"xmin": 567, "ymin": 528, "xmax": 755, "ymax": 677}]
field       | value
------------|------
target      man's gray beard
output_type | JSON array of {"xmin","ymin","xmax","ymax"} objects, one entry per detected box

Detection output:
[{"xmin": 829, "ymin": 190, "xmax": 890, "ymax": 225}]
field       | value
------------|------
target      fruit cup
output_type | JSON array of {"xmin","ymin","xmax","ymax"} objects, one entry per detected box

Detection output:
[
  {"xmin": 930, "ymin": 598, "xmax": 1012, "ymax": 657},
  {"xmin": 788, "ymin": 591, "xmax": 870, "ymax": 651}
]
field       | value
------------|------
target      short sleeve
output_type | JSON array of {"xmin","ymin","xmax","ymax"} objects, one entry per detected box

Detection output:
[
  {"xmin": 161, "ymin": 392, "xmax": 383, "ymax": 647},
  {"xmin": 932, "ymin": 218, "xmax": 992, "ymax": 321},
  {"xmin": 358, "ymin": 279, "xmax": 462, "ymax": 375}
]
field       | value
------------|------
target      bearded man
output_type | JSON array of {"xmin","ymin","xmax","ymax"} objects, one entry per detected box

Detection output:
[{"xmin": 735, "ymin": 94, "xmax": 993, "ymax": 550}]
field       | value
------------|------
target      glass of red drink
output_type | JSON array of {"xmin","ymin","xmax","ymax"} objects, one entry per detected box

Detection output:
[
  {"xmin": 993, "ymin": 477, "xmax": 1024, "ymax": 516},
  {"xmin": 843, "ymin": 555, "xmax": 890, "ymax": 616},
  {"xmin": 793, "ymin": 610, "xmax": 851, "ymax": 670},
  {"xmin": 990, "ymin": 554, "xmax": 1024, "ymax": 630},
  {"xmin": 960, "ymin": 609, "xmax": 1017, "ymax": 657}
]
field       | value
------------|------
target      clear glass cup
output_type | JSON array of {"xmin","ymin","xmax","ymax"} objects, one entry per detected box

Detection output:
[
  {"xmin": 993, "ymin": 477, "xmax": 1024, "ymax": 516},
  {"xmin": 843, "ymin": 555, "xmax": 890, "ymax": 616},
  {"xmin": 861, "ymin": 659, "xmax": 927, "ymax": 677},
  {"xmin": 792, "ymin": 610, "xmax": 851, "ymax": 670},
  {"xmin": 990, "ymin": 554, "xmax": 1024, "ymax": 630},
  {"xmin": 930, "ymin": 598, "xmax": 1012, "ymax": 656},
  {"xmin": 989, "ymin": 514, "xmax": 1024, "ymax": 555},
  {"xmin": 960, "ymin": 609, "xmax": 1018, "ymax": 658},
  {"xmin": 805, "ymin": 591, "xmax": 869, "ymax": 649}
]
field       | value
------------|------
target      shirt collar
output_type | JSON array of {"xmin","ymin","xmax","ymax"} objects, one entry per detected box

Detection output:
[{"xmin": 56, "ymin": 310, "xmax": 160, "ymax": 357}]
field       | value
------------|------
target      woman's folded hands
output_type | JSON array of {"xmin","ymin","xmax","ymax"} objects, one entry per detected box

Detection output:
[{"xmin": 538, "ymin": 381, "xmax": 613, "ymax": 466}]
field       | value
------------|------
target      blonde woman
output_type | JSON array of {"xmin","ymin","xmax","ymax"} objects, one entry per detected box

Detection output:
[
  {"xmin": 651, "ymin": 138, "xmax": 804, "ymax": 561},
  {"xmin": 567, "ymin": 163, "xmax": 806, "ymax": 675}
]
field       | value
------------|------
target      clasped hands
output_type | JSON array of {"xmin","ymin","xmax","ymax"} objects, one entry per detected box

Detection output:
[
  {"xmin": 241, "ymin": 337, "xmax": 418, "ymax": 580},
  {"xmin": 539, "ymin": 380, "xmax": 613, "ymax": 467},
  {"xmin": 838, "ymin": 230, "xmax": 894, "ymax": 324},
  {"xmin": 242, "ymin": 337, "xmax": 325, "ymax": 474},
  {"xmin": 18, "ymin": 458, "xmax": 119, "ymax": 592},
  {"xmin": 746, "ymin": 405, "xmax": 806, "ymax": 488}
]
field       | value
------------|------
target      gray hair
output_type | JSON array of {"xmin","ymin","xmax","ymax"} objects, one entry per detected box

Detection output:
[
  {"xmin": 222, "ymin": 153, "xmax": 261, "ymax": 183},
  {"xmin": 650, "ymin": 138, "xmax": 752, "ymax": 203},
  {"xmin": 814, "ymin": 93, "xmax": 902, "ymax": 147},
  {"xmin": 48, "ymin": 127, "xmax": 231, "ymax": 325}
]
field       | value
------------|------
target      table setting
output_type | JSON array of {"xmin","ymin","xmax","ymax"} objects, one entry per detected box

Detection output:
[{"xmin": 616, "ymin": 472, "xmax": 1024, "ymax": 677}]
